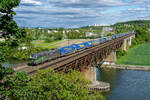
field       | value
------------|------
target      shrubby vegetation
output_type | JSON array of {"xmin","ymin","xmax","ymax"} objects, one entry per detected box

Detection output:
[
  {"xmin": 116, "ymin": 48, "xmax": 127, "ymax": 59},
  {"xmin": 11, "ymin": 46, "xmax": 47, "ymax": 60},
  {"xmin": 133, "ymin": 27, "xmax": 150, "ymax": 44},
  {"xmin": 113, "ymin": 20, "xmax": 150, "ymax": 34},
  {"xmin": 0, "ymin": 69, "xmax": 105, "ymax": 100},
  {"xmin": 128, "ymin": 27, "xmax": 150, "ymax": 48}
]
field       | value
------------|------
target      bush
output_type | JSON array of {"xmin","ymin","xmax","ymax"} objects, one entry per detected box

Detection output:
[
  {"xmin": 107, "ymin": 33, "xmax": 112, "ymax": 36},
  {"xmin": 116, "ymin": 48, "xmax": 127, "ymax": 58},
  {"xmin": 53, "ymin": 32, "xmax": 63, "ymax": 40},
  {"xmin": 1, "ymin": 69, "xmax": 105, "ymax": 100},
  {"xmin": 135, "ymin": 27, "xmax": 150, "ymax": 43},
  {"xmin": 44, "ymin": 38, "xmax": 54, "ymax": 43},
  {"xmin": 10, "ymin": 47, "xmax": 47, "ymax": 60}
]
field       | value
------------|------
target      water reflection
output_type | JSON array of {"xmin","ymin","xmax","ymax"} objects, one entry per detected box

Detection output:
[
  {"xmin": 2, "ymin": 59, "xmax": 26, "ymax": 68},
  {"xmin": 2, "ymin": 62, "xmax": 16, "ymax": 68},
  {"xmin": 96, "ymin": 68, "xmax": 150, "ymax": 100}
]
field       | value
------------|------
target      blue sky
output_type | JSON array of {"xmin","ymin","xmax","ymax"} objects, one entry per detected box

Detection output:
[{"xmin": 14, "ymin": 0, "xmax": 150, "ymax": 28}]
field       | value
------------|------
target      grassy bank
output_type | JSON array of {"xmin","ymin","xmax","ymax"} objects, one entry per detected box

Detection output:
[
  {"xmin": 117, "ymin": 43, "xmax": 150, "ymax": 66},
  {"xmin": 32, "ymin": 40, "xmax": 63, "ymax": 49}
]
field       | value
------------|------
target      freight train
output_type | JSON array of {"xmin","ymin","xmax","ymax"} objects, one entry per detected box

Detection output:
[{"xmin": 29, "ymin": 32, "xmax": 133, "ymax": 65}]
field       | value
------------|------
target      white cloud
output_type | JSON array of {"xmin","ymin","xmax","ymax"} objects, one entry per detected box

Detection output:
[
  {"xmin": 147, "ymin": 5, "xmax": 150, "ymax": 7},
  {"xmin": 126, "ymin": 7, "xmax": 147, "ymax": 13},
  {"xmin": 14, "ymin": 0, "xmax": 150, "ymax": 27},
  {"xmin": 22, "ymin": 0, "xmax": 42, "ymax": 6},
  {"xmin": 46, "ymin": 0, "xmax": 128, "ymax": 8}
]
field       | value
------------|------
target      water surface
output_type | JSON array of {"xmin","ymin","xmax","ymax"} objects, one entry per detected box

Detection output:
[{"xmin": 96, "ymin": 68, "xmax": 150, "ymax": 100}]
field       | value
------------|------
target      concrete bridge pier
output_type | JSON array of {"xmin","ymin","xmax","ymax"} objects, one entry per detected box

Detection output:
[
  {"xmin": 122, "ymin": 34, "xmax": 135, "ymax": 51},
  {"xmin": 122, "ymin": 37, "xmax": 131, "ymax": 51},
  {"xmin": 103, "ymin": 51, "xmax": 116, "ymax": 65},
  {"xmin": 83, "ymin": 67, "xmax": 96, "ymax": 82},
  {"xmin": 122, "ymin": 38, "xmax": 127, "ymax": 51},
  {"xmin": 82, "ymin": 67, "xmax": 110, "ymax": 92},
  {"xmin": 128, "ymin": 37, "xmax": 132, "ymax": 46}
]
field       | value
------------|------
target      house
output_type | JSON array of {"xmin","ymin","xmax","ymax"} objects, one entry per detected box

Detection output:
[
  {"xmin": 102, "ymin": 27, "xmax": 114, "ymax": 32},
  {"xmin": 85, "ymin": 32, "xmax": 98, "ymax": 37},
  {"xmin": 62, "ymin": 30, "xmax": 66, "ymax": 34},
  {"xmin": 53, "ymin": 30, "xmax": 58, "ymax": 33},
  {"xmin": 75, "ymin": 30, "xmax": 80, "ymax": 32},
  {"xmin": 48, "ymin": 30, "xmax": 52, "ymax": 34},
  {"xmin": 101, "ymin": 27, "xmax": 115, "ymax": 37},
  {"xmin": 18, "ymin": 46, "xmax": 28, "ymax": 50},
  {"xmin": 66, "ymin": 30, "xmax": 70, "ymax": 33}
]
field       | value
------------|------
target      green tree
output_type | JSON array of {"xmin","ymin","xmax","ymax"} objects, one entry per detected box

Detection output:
[
  {"xmin": 0, "ymin": 0, "xmax": 28, "ymax": 47},
  {"xmin": 0, "ymin": 0, "xmax": 31, "ymax": 99},
  {"xmin": 134, "ymin": 27, "xmax": 150, "ymax": 44},
  {"xmin": 116, "ymin": 48, "xmax": 127, "ymax": 58},
  {"xmin": 27, "ymin": 69, "xmax": 104, "ymax": 100},
  {"xmin": 53, "ymin": 31, "xmax": 63, "ymax": 40},
  {"xmin": 0, "ymin": 72, "xmax": 31, "ymax": 99},
  {"xmin": 107, "ymin": 33, "xmax": 112, "ymax": 36},
  {"xmin": 0, "ymin": 69, "xmax": 105, "ymax": 100},
  {"xmin": 0, "ymin": 0, "xmax": 33, "ymax": 60},
  {"xmin": 0, "ymin": 0, "xmax": 20, "ymax": 39},
  {"xmin": 0, "ymin": 44, "xmax": 15, "ymax": 99}
]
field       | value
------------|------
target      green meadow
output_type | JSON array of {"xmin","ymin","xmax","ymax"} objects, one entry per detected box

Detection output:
[
  {"xmin": 117, "ymin": 43, "xmax": 150, "ymax": 66},
  {"xmin": 32, "ymin": 40, "xmax": 63, "ymax": 49}
]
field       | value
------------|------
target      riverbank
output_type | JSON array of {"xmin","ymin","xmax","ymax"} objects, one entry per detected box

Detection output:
[
  {"xmin": 101, "ymin": 65, "xmax": 150, "ymax": 71},
  {"xmin": 117, "ymin": 43, "xmax": 150, "ymax": 66}
]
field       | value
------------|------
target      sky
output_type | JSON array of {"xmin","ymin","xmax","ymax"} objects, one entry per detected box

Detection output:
[{"xmin": 14, "ymin": 0, "xmax": 150, "ymax": 28}]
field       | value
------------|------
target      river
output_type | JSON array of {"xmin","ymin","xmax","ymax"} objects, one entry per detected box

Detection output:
[
  {"xmin": 96, "ymin": 68, "xmax": 150, "ymax": 100},
  {"xmin": 2, "ymin": 59, "xmax": 26, "ymax": 68}
]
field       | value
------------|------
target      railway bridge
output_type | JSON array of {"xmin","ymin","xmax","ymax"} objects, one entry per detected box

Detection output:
[{"xmin": 14, "ymin": 32, "xmax": 135, "ymax": 77}]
